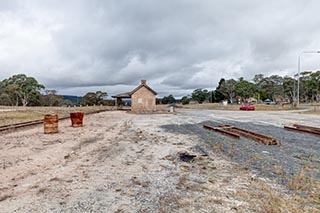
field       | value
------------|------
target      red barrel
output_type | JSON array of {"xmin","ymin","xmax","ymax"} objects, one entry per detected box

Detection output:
[
  {"xmin": 44, "ymin": 114, "xmax": 58, "ymax": 134},
  {"xmin": 70, "ymin": 112, "xmax": 84, "ymax": 127}
]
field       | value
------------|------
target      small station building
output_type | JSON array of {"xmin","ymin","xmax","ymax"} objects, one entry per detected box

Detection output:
[{"xmin": 112, "ymin": 80, "xmax": 157, "ymax": 113}]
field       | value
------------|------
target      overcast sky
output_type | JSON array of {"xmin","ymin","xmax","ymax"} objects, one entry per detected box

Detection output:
[{"xmin": 1, "ymin": 0, "xmax": 320, "ymax": 97}]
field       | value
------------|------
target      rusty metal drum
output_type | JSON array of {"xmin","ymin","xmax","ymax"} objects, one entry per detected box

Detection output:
[
  {"xmin": 44, "ymin": 114, "xmax": 58, "ymax": 134},
  {"xmin": 70, "ymin": 112, "xmax": 84, "ymax": 127}
]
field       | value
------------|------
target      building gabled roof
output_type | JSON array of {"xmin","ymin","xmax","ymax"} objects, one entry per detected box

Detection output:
[
  {"xmin": 112, "ymin": 80, "xmax": 157, "ymax": 98},
  {"xmin": 130, "ymin": 83, "xmax": 157, "ymax": 96}
]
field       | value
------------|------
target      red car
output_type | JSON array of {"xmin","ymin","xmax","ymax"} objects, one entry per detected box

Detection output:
[{"xmin": 239, "ymin": 104, "xmax": 255, "ymax": 111}]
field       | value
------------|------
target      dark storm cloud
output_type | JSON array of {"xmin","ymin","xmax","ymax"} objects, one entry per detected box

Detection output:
[{"xmin": 0, "ymin": 0, "xmax": 320, "ymax": 97}]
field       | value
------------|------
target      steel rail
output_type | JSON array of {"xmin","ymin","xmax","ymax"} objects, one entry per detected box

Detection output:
[
  {"xmin": 0, "ymin": 109, "xmax": 111, "ymax": 133},
  {"xmin": 292, "ymin": 124, "xmax": 320, "ymax": 133},
  {"xmin": 0, "ymin": 120, "xmax": 44, "ymax": 132},
  {"xmin": 284, "ymin": 126, "xmax": 320, "ymax": 136},
  {"xmin": 220, "ymin": 125, "xmax": 279, "ymax": 145},
  {"xmin": 203, "ymin": 124, "xmax": 240, "ymax": 139}
]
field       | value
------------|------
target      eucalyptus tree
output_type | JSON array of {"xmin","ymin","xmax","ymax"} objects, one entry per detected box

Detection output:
[
  {"xmin": 41, "ymin": 90, "xmax": 64, "ymax": 106},
  {"xmin": 214, "ymin": 78, "xmax": 226, "ymax": 102},
  {"xmin": 191, "ymin": 88, "xmax": 209, "ymax": 104},
  {"xmin": 181, "ymin": 96, "xmax": 190, "ymax": 105},
  {"xmin": 219, "ymin": 79, "xmax": 237, "ymax": 103},
  {"xmin": 235, "ymin": 78, "xmax": 257, "ymax": 101},
  {"xmin": 80, "ymin": 91, "xmax": 108, "ymax": 106},
  {"xmin": 310, "ymin": 71, "xmax": 320, "ymax": 102},
  {"xmin": 162, "ymin": 94, "xmax": 176, "ymax": 104},
  {"xmin": 1, "ymin": 74, "xmax": 45, "ymax": 106},
  {"xmin": 258, "ymin": 75, "xmax": 284, "ymax": 101},
  {"xmin": 283, "ymin": 76, "xmax": 295, "ymax": 103}
]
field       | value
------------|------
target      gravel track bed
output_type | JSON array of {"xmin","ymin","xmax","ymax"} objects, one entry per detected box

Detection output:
[{"xmin": 161, "ymin": 119, "xmax": 320, "ymax": 185}]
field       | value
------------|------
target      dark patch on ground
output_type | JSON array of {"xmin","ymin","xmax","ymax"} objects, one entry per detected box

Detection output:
[{"xmin": 161, "ymin": 120, "xmax": 320, "ymax": 185}]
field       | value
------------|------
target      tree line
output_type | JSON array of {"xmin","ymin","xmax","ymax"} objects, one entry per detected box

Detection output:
[
  {"xmin": 0, "ymin": 74, "xmax": 112, "ymax": 106},
  {"xmin": 1, "ymin": 72, "xmax": 320, "ymax": 106},
  {"xmin": 161, "ymin": 71, "xmax": 320, "ymax": 105}
]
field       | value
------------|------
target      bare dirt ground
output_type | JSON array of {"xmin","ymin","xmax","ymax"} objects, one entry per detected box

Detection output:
[{"xmin": 0, "ymin": 110, "xmax": 319, "ymax": 212}]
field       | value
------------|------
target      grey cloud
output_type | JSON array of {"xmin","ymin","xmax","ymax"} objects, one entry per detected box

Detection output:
[{"xmin": 1, "ymin": 0, "xmax": 320, "ymax": 97}]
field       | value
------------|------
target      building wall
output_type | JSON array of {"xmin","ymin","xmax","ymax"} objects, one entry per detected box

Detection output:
[{"xmin": 131, "ymin": 86, "xmax": 156, "ymax": 113}]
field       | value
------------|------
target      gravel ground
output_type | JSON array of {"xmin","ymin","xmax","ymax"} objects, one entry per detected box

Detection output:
[
  {"xmin": 0, "ymin": 110, "xmax": 271, "ymax": 212},
  {"xmin": 1, "ymin": 109, "xmax": 319, "ymax": 212},
  {"xmin": 161, "ymin": 111, "xmax": 320, "ymax": 186}
]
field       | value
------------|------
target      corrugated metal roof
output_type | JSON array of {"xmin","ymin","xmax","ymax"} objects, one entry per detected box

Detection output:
[{"xmin": 111, "ymin": 92, "xmax": 131, "ymax": 98}]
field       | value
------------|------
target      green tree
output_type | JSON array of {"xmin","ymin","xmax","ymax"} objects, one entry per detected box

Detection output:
[
  {"xmin": 253, "ymin": 74, "xmax": 264, "ymax": 85},
  {"xmin": 214, "ymin": 78, "xmax": 226, "ymax": 102},
  {"xmin": 191, "ymin": 88, "xmax": 209, "ymax": 104},
  {"xmin": 41, "ymin": 90, "xmax": 64, "ymax": 106},
  {"xmin": 167, "ymin": 94, "xmax": 176, "ymax": 104},
  {"xmin": 300, "ymin": 71, "xmax": 314, "ymax": 103},
  {"xmin": 310, "ymin": 71, "xmax": 320, "ymax": 102},
  {"xmin": 1, "ymin": 74, "xmax": 45, "ymax": 106},
  {"xmin": 161, "ymin": 96, "xmax": 169, "ymax": 104},
  {"xmin": 219, "ymin": 79, "xmax": 237, "ymax": 103},
  {"xmin": 80, "ymin": 91, "xmax": 108, "ymax": 106},
  {"xmin": 259, "ymin": 75, "xmax": 283, "ymax": 102},
  {"xmin": 0, "ymin": 93, "xmax": 11, "ymax": 106},
  {"xmin": 283, "ymin": 76, "xmax": 295, "ymax": 103},
  {"xmin": 235, "ymin": 78, "xmax": 257, "ymax": 100},
  {"xmin": 161, "ymin": 94, "xmax": 176, "ymax": 104},
  {"xmin": 181, "ymin": 96, "xmax": 190, "ymax": 105}
]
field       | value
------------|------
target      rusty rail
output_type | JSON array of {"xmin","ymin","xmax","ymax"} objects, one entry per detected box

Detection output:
[
  {"xmin": 203, "ymin": 124, "xmax": 240, "ymax": 139},
  {"xmin": 0, "ymin": 109, "xmax": 111, "ymax": 133},
  {"xmin": 284, "ymin": 125, "xmax": 320, "ymax": 136},
  {"xmin": 220, "ymin": 125, "xmax": 279, "ymax": 145},
  {"xmin": 292, "ymin": 124, "xmax": 320, "ymax": 133},
  {"xmin": 0, "ymin": 119, "xmax": 43, "ymax": 129},
  {"xmin": 0, "ymin": 117, "xmax": 69, "ymax": 132},
  {"xmin": 0, "ymin": 120, "xmax": 43, "ymax": 132}
]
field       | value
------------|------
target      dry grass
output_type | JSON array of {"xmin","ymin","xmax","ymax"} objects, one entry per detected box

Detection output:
[
  {"xmin": 288, "ymin": 168, "xmax": 320, "ymax": 207},
  {"xmin": 235, "ymin": 178, "xmax": 319, "ymax": 212},
  {"xmin": 0, "ymin": 111, "xmax": 41, "ymax": 125},
  {"xmin": 212, "ymin": 142, "xmax": 225, "ymax": 153},
  {"xmin": 0, "ymin": 106, "xmax": 113, "ymax": 126},
  {"xmin": 248, "ymin": 168, "xmax": 320, "ymax": 212},
  {"xmin": 288, "ymin": 169, "xmax": 314, "ymax": 191},
  {"xmin": 301, "ymin": 108, "xmax": 320, "ymax": 115}
]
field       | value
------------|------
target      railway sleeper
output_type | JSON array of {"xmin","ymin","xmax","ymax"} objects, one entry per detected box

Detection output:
[
  {"xmin": 219, "ymin": 125, "xmax": 279, "ymax": 145},
  {"xmin": 203, "ymin": 125, "xmax": 240, "ymax": 139},
  {"xmin": 293, "ymin": 124, "xmax": 320, "ymax": 133},
  {"xmin": 284, "ymin": 126, "xmax": 320, "ymax": 136}
]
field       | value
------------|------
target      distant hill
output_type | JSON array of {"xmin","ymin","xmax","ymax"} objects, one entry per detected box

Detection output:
[{"xmin": 62, "ymin": 95, "xmax": 82, "ymax": 105}]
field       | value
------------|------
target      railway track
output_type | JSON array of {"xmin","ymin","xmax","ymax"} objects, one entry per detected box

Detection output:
[
  {"xmin": 284, "ymin": 124, "xmax": 320, "ymax": 136},
  {"xmin": 203, "ymin": 124, "xmax": 279, "ymax": 145},
  {"xmin": 0, "ymin": 109, "xmax": 111, "ymax": 133},
  {"xmin": 219, "ymin": 125, "xmax": 279, "ymax": 145},
  {"xmin": 203, "ymin": 124, "xmax": 240, "ymax": 139}
]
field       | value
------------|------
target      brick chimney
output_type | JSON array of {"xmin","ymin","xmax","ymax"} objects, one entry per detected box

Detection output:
[{"xmin": 141, "ymin": 80, "xmax": 147, "ymax": 85}]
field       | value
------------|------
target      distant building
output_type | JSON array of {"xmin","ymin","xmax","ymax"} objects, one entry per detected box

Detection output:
[{"xmin": 112, "ymin": 80, "xmax": 157, "ymax": 113}]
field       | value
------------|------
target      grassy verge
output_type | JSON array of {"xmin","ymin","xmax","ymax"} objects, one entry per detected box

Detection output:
[
  {"xmin": 238, "ymin": 179, "xmax": 319, "ymax": 212},
  {"xmin": 0, "ymin": 106, "xmax": 113, "ymax": 126},
  {"xmin": 300, "ymin": 106, "xmax": 320, "ymax": 115},
  {"xmin": 231, "ymin": 165, "xmax": 320, "ymax": 212},
  {"xmin": 302, "ymin": 111, "xmax": 320, "ymax": 115}
]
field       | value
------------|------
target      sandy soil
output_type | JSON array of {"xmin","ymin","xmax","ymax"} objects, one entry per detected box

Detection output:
[{"xmin": 0, "ymin": 110, "xmax": 304, "ymax": 212}]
